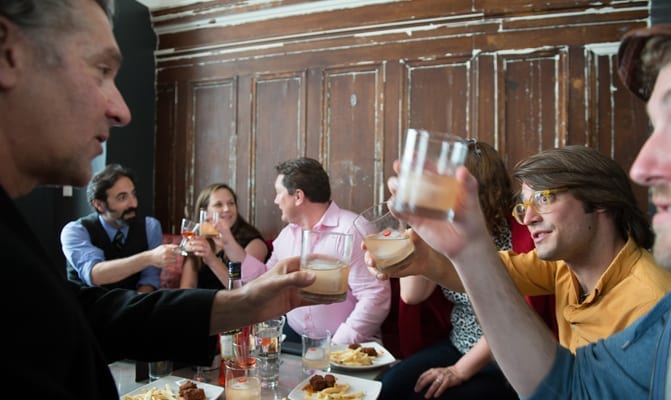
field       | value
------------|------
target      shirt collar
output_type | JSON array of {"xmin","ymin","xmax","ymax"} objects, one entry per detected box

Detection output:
[
  {"xmin": 583, "ymin": 237, "xmax": 644, "ymax": 304},
  {"xmin": 97, "ymin": 214, "xmax": 128, "ymax": 240},
  {"xmin": 288, "ymin": 201, "xmax": 341, "ymax": 232}
]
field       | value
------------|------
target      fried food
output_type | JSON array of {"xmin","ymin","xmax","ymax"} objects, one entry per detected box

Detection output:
[
  {"xmin": 330, "ymin": 344, "xmax": 381, "ymax": 367},
  {"xmin": 179, "ymin": 380, "xmax": 205, "ymax": 400},
  {"xmin": 302, "ymin": 374, "xmax": 363, "ymax": 400}
]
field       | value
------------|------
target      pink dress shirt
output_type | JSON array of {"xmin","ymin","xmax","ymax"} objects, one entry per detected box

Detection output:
[{"xmin": 242, "ymin": 201, "xmax": 391, "ymax": 344}]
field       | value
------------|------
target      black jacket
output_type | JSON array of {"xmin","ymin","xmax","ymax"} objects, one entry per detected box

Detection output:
[{"xmin": 1, "ymin": 187, "xmax": 217, "ymax": 399}]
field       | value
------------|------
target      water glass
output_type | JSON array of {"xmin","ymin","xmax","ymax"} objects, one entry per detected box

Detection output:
[
  {"xmin": 393, "ymin": 128, "xmax": 469, "ymax": 220},
  {"xmin": 301, "ymin": 328, "xmax": 331, "ymax": 375},
  {"xmin": 148, "ymin": 360, "xmax": 173, "ymax": 382},
  {"xmin": 298, "ymin": 230, "xmax": 353, "ymax": 303},
  {"xmin": 353, "ymin": 202, "xmax": 415, "ymax": 273},
  {"xmin": 225, "ymin": 359, "xmax": 261, "ymax": 400},
  {"xmin": 254, "ymin": 316, "xmax": 285, "ymax": 389}
]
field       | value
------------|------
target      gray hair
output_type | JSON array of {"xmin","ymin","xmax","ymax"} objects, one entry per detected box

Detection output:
[{"xmin": 0, "ymin": 0, "xmax": 115, "ymax": 64}]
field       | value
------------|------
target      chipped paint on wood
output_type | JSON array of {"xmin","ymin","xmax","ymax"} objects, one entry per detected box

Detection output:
[{"xmin": 150, "ymin": 0, "xmax": 403, "ymax": 34}]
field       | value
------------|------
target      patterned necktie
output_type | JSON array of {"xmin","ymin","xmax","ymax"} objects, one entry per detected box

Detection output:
[{"xmin": 113, "ymin": 229, "xmax": 124, "ymax": 251}]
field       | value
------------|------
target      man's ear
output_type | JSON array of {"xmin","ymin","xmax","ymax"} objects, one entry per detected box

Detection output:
[
  {"xmin": 0, "ymin": 15, "xmax": 21, "ymax": 89},
  {"xmin": 294, "ymin": 189, "xmax": 304, "ymax": 205},
  {"xmin": 91, "ymin": 199, "xmax": 106, "ymax": 214}
]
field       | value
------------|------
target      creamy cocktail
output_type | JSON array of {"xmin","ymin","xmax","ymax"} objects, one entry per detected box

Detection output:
[
  {"xmin": 299, "ymin": 255, "xmax": 350, "ymax": 302},
  {"xmin": 354, "ymin": 202, "xmax": 415, "ymax": 272},
  {"xmin": 298, "ymin": 230, "xmax": 353, "ymax": 303},
  {"xmin": 393, "ymin": 129, "xmax": 468, "ymax": 220}
]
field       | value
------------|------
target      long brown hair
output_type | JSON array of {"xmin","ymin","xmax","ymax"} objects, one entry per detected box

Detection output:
[
  {"xmin": 189, "ymin": 183, "xmax": 265, "ymax": 270},
  {"xmin": 464, "ymin": 140, "xmax": 514, "ymax": 237}
]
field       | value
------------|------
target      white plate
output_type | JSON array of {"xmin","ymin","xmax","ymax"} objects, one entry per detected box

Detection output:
[
  {"xmin": 330, "ymin": 341, "xmax": 396, "ymax": 370},
  {"xmin": 120, "ymin": 376, "xmax": 224, "ymax": 400},
  {"xmin": 288, "ymin": 372, "xmax": 381, "ymax": 400}
]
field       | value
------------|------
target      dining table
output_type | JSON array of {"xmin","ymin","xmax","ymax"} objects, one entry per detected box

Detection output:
[{"xmin": 111, "ymin": 348, "xmax": 393, "ymax": 399}]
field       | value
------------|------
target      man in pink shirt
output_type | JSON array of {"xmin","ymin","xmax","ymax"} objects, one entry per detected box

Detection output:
[{"xmin": 243, "ymin": 157, "xmax": 391, "ymax": 344}]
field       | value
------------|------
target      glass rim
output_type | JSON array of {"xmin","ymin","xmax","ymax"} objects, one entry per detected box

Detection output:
[{"xmin": 407, "ymin": 128, "xmax": 468, "ymax": 143}]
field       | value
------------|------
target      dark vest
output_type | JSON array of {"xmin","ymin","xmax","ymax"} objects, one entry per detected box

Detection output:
[{"xmin": 66, "ymin": 213, "xmax": 149, "ymax": 290}]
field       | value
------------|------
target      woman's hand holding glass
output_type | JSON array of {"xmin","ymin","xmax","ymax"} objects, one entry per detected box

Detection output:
[
  {"xmin": 189, "ymin": 235, "xmax": 219, "ymax": 265},
  {"xmin": 364, "ymin": 227, "xmax": 433, "ymax": 281}
]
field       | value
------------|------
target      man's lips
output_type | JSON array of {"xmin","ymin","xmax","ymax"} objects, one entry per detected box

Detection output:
[
  {"xmin": 653, "ymin": 201, "xmax": 670, "ymax": 213},
  {"xmin": 530, "ymin": 229, "xmax": 551, "ymax": 242},
  {"xmin": 652, "ymin": 202, "xmax": 671, "ymax": 226}
]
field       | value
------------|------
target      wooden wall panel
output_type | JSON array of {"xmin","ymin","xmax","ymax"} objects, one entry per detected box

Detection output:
[
  {"xmin": 152, "ymin": 0, "xmax": 652, "ymax": 238},
  {"xmin": 501, "ymin": 49, "xmax": 566, "ymax": 172},
  {"xmin": 474, "ymin": 54, "xmax": 497, "ymax": 149},
  {"xmin": 588, "ymin": 49, "xmax": 650, "ymax": 211},
  {"xmin": 252, "ymin": 73, "xmax": 305, "ymax": 238},
  {"xmin": 404, "ymin": 57, "xmax": 473, "ymax": 140},
  {"xmin": 155, "ymin": 82, "xmax": 180, "ymax": 233},
  {"xmin": 190, "ymin": 79, "xmax": 237, "ymax": 216},
  {"xmin": 322, "ymin": 65, "xmax": 384, "ymax": 214}
]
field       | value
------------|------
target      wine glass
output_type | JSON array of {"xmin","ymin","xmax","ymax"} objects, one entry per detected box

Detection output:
[{"xmin": 177, "ymin": 218, "xmax": 198, "ymax": 256}]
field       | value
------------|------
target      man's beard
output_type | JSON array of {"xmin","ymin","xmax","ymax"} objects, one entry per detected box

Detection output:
[
  {"xmin": 110, "ymin": 206, "xmax": 138, "ymax": 227},
  {"xmin": 653, "ymin": 223, "xmax": 671, "ymax": 271}
]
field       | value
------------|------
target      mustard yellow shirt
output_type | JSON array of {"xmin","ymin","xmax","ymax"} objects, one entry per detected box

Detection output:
[{"xmin": 499, "ymin": 237, "xmax": 671, "ymax": 352}]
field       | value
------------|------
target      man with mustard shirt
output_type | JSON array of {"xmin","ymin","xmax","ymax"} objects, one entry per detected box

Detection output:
[
  {"xmin": 375, "ymin": 24, "xmax": 671, "ymax": 399},
  {"xmin": 501, "ymin": 145, "xmax": 671, "ymax": 351},
  {"xmin": 379, "ymin": 145, "xmax": 671, "ymax": 353}
]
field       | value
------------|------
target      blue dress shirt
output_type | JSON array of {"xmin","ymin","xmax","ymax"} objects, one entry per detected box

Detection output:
[{"xmin": 61, "ymin": 214, "xmax": 163, "ymax": 289}]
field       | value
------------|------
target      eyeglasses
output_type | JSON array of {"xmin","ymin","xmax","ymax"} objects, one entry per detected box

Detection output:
[{"xmin": 512, "ymin": 189, "xmax": 566, "ymax": 224}]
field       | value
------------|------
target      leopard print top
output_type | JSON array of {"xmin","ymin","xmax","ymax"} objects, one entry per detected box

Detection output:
[{"xmin": 442, "ymin": 225, "xmax": 512, "ymax": 354}]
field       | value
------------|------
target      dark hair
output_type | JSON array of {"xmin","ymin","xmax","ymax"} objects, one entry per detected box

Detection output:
[
  {"xmin": 275, "ymin": 157, "xmax": 331, "ymax": 203},
  {"xmin": 86, "ymin": 163, "xmax": 135, "ymax": 205},
  {"xmin": 513, "ymin": 145, "xmax": 654, "ymax": 249},
  {"xmin": 0, "ymin": 1, "xmax": 115, "ymax": 65},
  {"xmin": 617, "ymin": 25, "xmax": 671, "ymax": 101},
  {"xmin": 465, "ymin": 141, "xmax": 513, "ymax": 237},
  {"xmin": 639, "ymin": 36, "xmax": 671, "ymax": 99},
  {"xmin": 190, "ymin": 183, "xmax": 266, "ymax": 269}
]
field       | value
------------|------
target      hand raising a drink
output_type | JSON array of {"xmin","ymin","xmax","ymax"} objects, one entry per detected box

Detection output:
[
  {"xmin": 367, "ymin": 156, "xmax": 484, "ymax": 287},
  {"xmin": 354, "ymin": 202, "xmax": 415, "ymax": 274}
]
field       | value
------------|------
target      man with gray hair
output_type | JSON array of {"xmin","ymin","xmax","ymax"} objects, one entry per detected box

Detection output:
[{"xmin": 0, "ymin": 1, "xmax": 321, "ymax": 398}]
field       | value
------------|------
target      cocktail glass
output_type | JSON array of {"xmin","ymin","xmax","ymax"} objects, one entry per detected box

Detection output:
[
  {"xmin": 225, "ymin": 359, "xmax": 261, "ymax": 400},
  {"xmin": 393, "ymin": 128, "xmax": 468, "ymax": 220},
  {"xmin": 298, "ymin": 230, "xmax": 353, "ymax": 303},
  {"xmin": 354, "ymin": 202, "xmax": 415, "ymax": 273},
  {"xmin": 199, "ymin": 209, "xmax": 220, "ymax": 237}
]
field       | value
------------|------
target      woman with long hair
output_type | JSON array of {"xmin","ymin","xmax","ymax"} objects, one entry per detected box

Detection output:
[{"xmin": 180, "ymin": 183, "xmax": 268, "ymax": 289}]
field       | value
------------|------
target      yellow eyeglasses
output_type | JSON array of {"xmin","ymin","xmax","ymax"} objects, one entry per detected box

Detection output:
[{"xmin": 512, "ymin": 189, "xmax": 566, "ymax": 225}]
